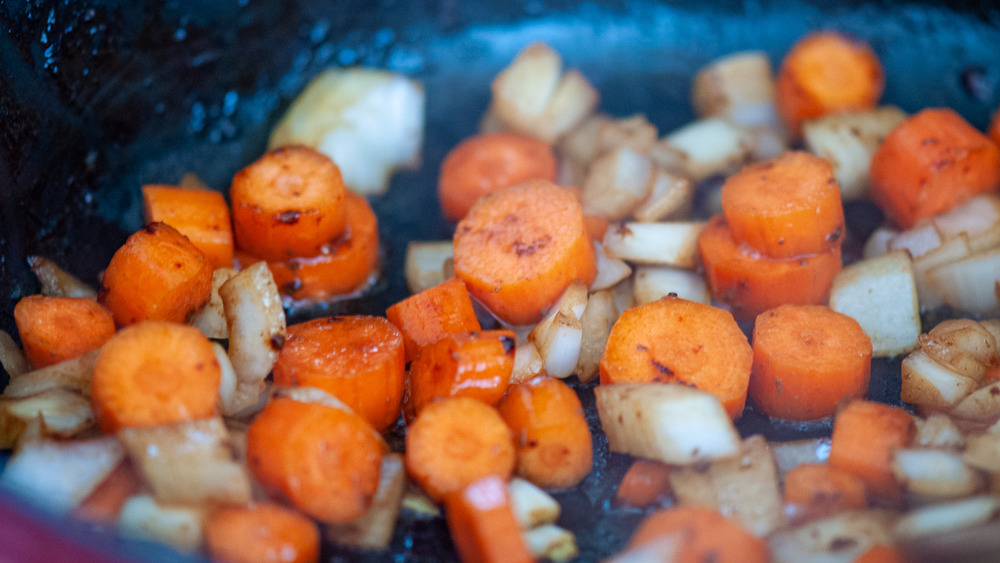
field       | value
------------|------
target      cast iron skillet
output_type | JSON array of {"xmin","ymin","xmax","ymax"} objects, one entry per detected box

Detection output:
[{"xmin": 2, "ymin": 1, "xmax": 1000, "ymax": 561}]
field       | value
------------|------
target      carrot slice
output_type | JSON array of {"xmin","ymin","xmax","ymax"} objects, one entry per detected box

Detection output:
[
  {"xmin": 990, "ymin": 107, "xmax": 1000, "ymax": 148},
  {"xmin": 720, "ymin": 152, "xmax": 844, "ymax": 259},
  {"xmin": 407, "ymin": 330, "xmax": 516, "ymax": 416},
  {"xmin": 405, "ymin": 397, "xmax": 515, "ymax": 502},
  {"xmin": 828, "ymin": 400, "xmax": 916, "ymax": 504},
  {"xmin": 204, "ymin": 503, "xmax": 320, "ymax": 563},
  {"xmin": 98, "ymin": 222, "xmax": 213, "ymax": 327},
  {"xmin": 385, "ymin": 277, "xmax": 482, "ymax": 363},
  {"xmin": 614, "ymin": 459, "xmax": 672, "ymax": 508},
  {"xmin": 444, "ymin": 476, "xmax": 534, "ymax": 563},
  {"xmin": 783, "ymin": 463, "xmax": 867, "ymax": 522},
  {"xmin": 599, "ymin": 296, "xmax": 753, "ymax": 419},
  {"xmin": 627, "ymin": 507, "xmax": 769, "ymax": 563},
  {"xmin": 583, "ymin": 213, "xmax": 610, "ymax": 242},
  {"xmin": 13, "ymin": 295, "xmax": 115, "ymax": 369},
  {"xmin": 246, "ymin": 397, "xmax": 384, "ymax": 523},
  {"xmin": 698, "ymin": 215, "xmax": 843, "ymax": 320},
  {"xmin": 453, "ymin": 179, "xmax": 597, "ymax": 325},
  {"xmin": 776, "ymin": 31, "xmax": 884, "ymax": 138},
  {"xmin": 439, "ymin": 132, "xmax": 557, "ymax": 222},
  {"xmin": 91, "ymin": 321, "xmax": 220, "ymax": 433},
  {"xmin": 142, "ymin": 184, "xmax": 234, "ymax": 269},
  {"xmin": 75, "ymin": 461, "xmax": 144, "ymax": 523},
  {"xmin": 497, "ymin": 375, "xmax": 593, "ymax": 489},
  {"xmin": 870, "ymin": 108, "xmax": 1000, "ymax": 228},
  {"xmin": 272, "ymin": 316, "xmax": 405, "ymax": 432},
  {"xmin": 258, "ymin": 192, "xmax": 380, "ymax": 301},
  {"xmin": 230, "ymin": 146, "xmax": 348, "ymax": 261},
  {"xmin": 750, "ymin": 305, "xmax": 872, "ymax": 421}
]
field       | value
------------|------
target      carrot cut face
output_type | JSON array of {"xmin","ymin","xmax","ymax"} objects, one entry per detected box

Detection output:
[
  {"xmin": 750, "ymin": 305, "xmax": 872, "ymax": 421},
  {"xmin": 783, "ymin": 463, "xmax": 867, "ymax": 523},
  {"xmin": 698, "ymin": 215, "xmax": 842, "ymax": 320},
  {"xmin": 497, "ymin": 376, "xmax": 593, "ymax": 490},
  {"xmin": 614, "ymin": 459, "xmax": 672, "ymax": 508},
  {"xmin": 439, "ymin": 132, "xmax": 557, "ymax": 222},
  {"xmin": 444, "ymin": 476, "xmax": 534, "ymax": 563},
  {"xmin": 627, "ymin": 507, "xmax": 769, "ymax": 563},
  {"xmin": 720, "ymin": 152, "xmax": 844, "ymax": 259},
  {"xmin": 91, "ymin": 321, "xmax": 221, "ymax": 433},
  {"xmin": 272, "ymin": 316, "xmax": 405, "ymax": 432},
  {"xmin": 142, "ymin": 184, "xmax": 234, "ymax": 269},
  {"xmin": 246, "ymin": 397, "xmax": 384, "ymax": 523},
  {"xmin": 828, "ymin": 400, "xmax": 915, "ymax": 504},
  {"xmin": 75, "ymin": 461, "xmax": 144, "ymax": 523},
  {"xmin": 453, "ymin": 179, "xmax": 597, "ymax": 326},
  {"xmin": 230, "ymin": 146, "xmax": 348, "ymax": 261},
  {"xmin": 599, "ymin": 296, "xmax": 753, "ymax": 419},
  {"xmin": 870, "ymin": 108, "xmax": 1000, "ymax": 228},
  {"xmin": 407, "ymin": 330, "xmax": 516, "ymax": 416},
  {"xmin": 99, "ymin": 222, "xmax": 213, "ymax": 327},
  {"xmin": 204, "ymin": 503, "xmax": 320, "ymax": 563},
  {"xmin": 13, "ymin": 295, "xmax": 115, "ymax": 369},
  {"xmin": 385, "ymin": 277, "xmax": 482, "ymax": 363}
]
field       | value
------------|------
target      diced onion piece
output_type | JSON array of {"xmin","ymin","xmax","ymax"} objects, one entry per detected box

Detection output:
[
  {"xmin": 576, "ymin": 289, "xmax": 617, "ymax": 383},
  {"xmin": 523, "ymin": 524, "xmax": 578, "ymax": 562},
  {"xmin": 0, "ymin": 388, "xmax": 95, "ymax": 448},
  {"xmin": 651, "ymin": 118, "xmax": 756, "ymax": 181},
  {"xmin": 633, "ymin": 168, "xmax": 694, "ymax": 223},
  {"xmin": 118, "ymin": 494, "xmax": 206, "ymax": 553},
  {"xmin": 919, "ymin": 319, "xmax": 999, "ymax": 382},
  {"xmin": 633, "ymin": 266, "xmax": 709, "ymax": 306},
  {"xmin": 326, "ymin": 453, "xmax": 407, "ymax": 550},
  {"xmin": 968, "ymin": 225, "xmax": 1000, "ymax": 255},
  {"xmin": 555, "ymin": 115, "xmax": 602, "ymax": 172},
  {"xmin": 595, "ymin": 383, "xmax": 741, "ymax": 465},
  {"xmin": 528, "ymin": 280, "xmax": 587, "ymax": 379},
  {"xmin": 926, "ymin": 247, "xmax": 1000, "ymax": 315},
  {"xmin": 863, "ymin": 226, "xmax": 899, "ymax": 260},
  {"xmin": 191, "ymin": 268, "xmax": 237, "ymax": 340},
  {"xmin": 894, "ymin": 496, "xmax": 999, "ymax": 540},
  {"xmin": 768, "ymin": 510, "xmax": 898, "ymax": 563},
  {"xmin": 27, "ymin": 255, "xmax": 98, "ymax": 298},
  {"xmin": 591, "ymin": 242, "xmax": 632, "ymax": 292},
  {"xmin": 828, "ymin": 250, "xmax": 921, "ymax": 357},
  {"xmin": 892, "ymin": 448, "xmax": 982, "ymax": 500},
  {"xmin": 602, "ymin": 221, "xmax": 706, "ymax": 268},
  {"xmin": 0, "ymin": 330, "xmax": 30, "ymax": 379},
  {"xmin": 509, "ymin": 478, "xmax": 561, "ymax": 529},
  {"xmin": 2, "ymin": 349, "xmax": 98, "ymax": 399},
  {"xmin": 963, "ymin": 433, "xmax": 1000, "ymax": 474},
  {"xmin": 911, "ymin": 234, "xmax": 972, "ymax": 310},
  {"xmin": 404, "ymin": 241, "xmax": 453, "ymax": 294},
  {"xmin": 581, "ymin": 147, "xmax": 653, "ymax": 220},
  {"xmin": 914, "ymin": 414, "xmax": 965, "ymax": 450},
  {"xmin": 510, "ymin": 342, "xmax": 545, "ymax": 385},
  {"xmin": 932, "ymin": 194, "xmax": 1000, "ymax": 241},
  {"xmin": 888, "ymin": 222, "xmax": 943, "ymax": 259},
  {"xmin": 770, "ymin": 437, "xmax": 832, "ymax": 476},
  {"xmin": 214, "ymin": 342, "xmax": 238, "ymax": 416},
  {"xmin": 401, "ymin": 486, "xmax": 441, "ymax": 518},
  {"xmin": 691, "ymin": 52, "xmax": 779, "ymax": 126},
  {"xmin": 612, "ymin": 276, "xmax": 635, "ymax": 316},
  {"xmin": 533, "ymin": 70, "xmax": 600, "ymax": 144},
  {"xmin": 271, "ymin": 385, "xmax": 354, "ymax": 413},
  {"xmin": 951, "ymin": 381, "xmax": 1000, "ymax": 422},
  {"xmin": 900, "ymin": 350, "xmax": 977, "ymax": 409}
]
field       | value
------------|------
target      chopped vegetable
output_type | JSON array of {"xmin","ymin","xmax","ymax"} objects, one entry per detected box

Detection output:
[
  {"xmin": 13, "ymin": 295, "xmax": 115, "ymax": 369},
  {"xmin": 828, "ymin": 400, "xmax": 916, "ymax": 504},
  {"xmin": 142, "ymin": 184, "xmax": 234, "ymax": 269},
  {"xmin": 625, "ymin": 506, "xmax": 770, "ymax": 563},
  {"xmin": 385, "ymin": 277, "xmax": 482, "ymax": 363},
  {"xmin": 783, "ymin": 463, "xmax": 867, "ymax": 523},
  {"xmin": 204, "ymin": 503, "xmax": 320, "ymax": 563},
  {"xmin": 326, "ymin": 453, "xmax": 407, "ymax": 550},
  {"xmin": 407, "ymin": 330, "xmax": 515, "ymax": 415},
  {"xmin": 444, "ymin": 476, "xmax": 534, "ymax": 563},
  {"xmin": 614, "ymin": 459, "xmax": 672, "ymax": 508}
]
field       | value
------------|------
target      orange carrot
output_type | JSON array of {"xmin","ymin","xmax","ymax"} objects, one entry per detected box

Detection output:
[
  {"xmin": 444, "ymin": 476, "xmax": 534, "ymax": 563},
  {"xmin": 272, "ymin": 316, "xmax": 405, "ymax": 432},
  {"xmin": 75, "ymin": 461, "xmax": 144, "ymax": 523},
  {"xmin": 854, "ymin": 544, "xmax": 904, "ymax": 563},
  {"xmin": 453, "ymin": 179, "xmax": 597, "ymax": 325},
  {"xmin": 626, "ymin": 507, "xmax": 769, "ymax": 563},
  {"xmin": 407, "ymin": 330, "xmax": 516, "ymax": 416},
  {"xmin": 439, "ymin": 132, "xmax": 557, "ymax": 222},
  {"xmin": 990, "ymin": 107, "xmax": 1000, "ymax": 148},
  {"xmin": 583, "ymin": 213, "xmax": 610, "ymax": 242},
  {"xmin": 230, "ymin": 146, "xmax": 348, "ymax": 261},
  {"xmin": 497, "ymin": 375, "xmax": 593, "ymax": 489},
  {"xmin": 246, "ymin": 397, "xmax": 384, "ymax": 523},
  {"xmin": 142, "ymin": 184, "xmax": 234, "ymax": 269},
  {"xmin": 91, "ymin": 321, "xmax": 220, "ymax": 433},
  {"xmin": 13, "ymin": 295, "xmax": 115, "ymax": 369},
  {"xmin": 204, "ymin": 503, "xmax": 320, "ymax": 563},
  {"xmin": 828, "ymin": 400, "xmax": 916, "ymax": 505},
  {"xmin": 698, "ymin": 215, "xmax": 843, "ymax": 320},
  {"xmin": 405, "ymin": 397, "xmax": 515, "ymax": 502},
  {"xmin": 870, "ymin": 108, "xmax": 1000, "ymax": 228},
  {"xmin": 777, "ymin": 31, "xmax": 884, "ymax": 138},
  {"xmin": 720, "ymin": 152, "xmax": 845, "ymax": 259},
  {"xmin": 783, "ymin": 463, "xmax": 867, "ymax": 522},
  {"xmin": 750, "ymin": 305, "xmax": 872, "ymax": 421},
  {"xmin": 98, "ymin": 222, "xmax": 213, "ymax": 327},
  {"xmin": 614, "ymin": 459, "xmax": 672, "ymax": 508},
  {"xmin": 385, "ymin": 277, "xmax": 482, "ymax": 363},
  {"xmin": 599, "ymin": 296, "xmax": 753, "ymax": 419}
]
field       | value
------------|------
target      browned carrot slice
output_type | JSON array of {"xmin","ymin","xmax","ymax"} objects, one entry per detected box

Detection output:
[
  {"xmin": 13, "ymin": 295, "xmax": 115, "ymax": 369},
  {"xmin": 828, "ymin": 400, "xmax": 915, "ymax": 504},
  {"xmin": 204, "ymin": 503, "xmax": 320, "ymax": 563},
  {"xmin": 626, "ymin": 507, "xmax": 769, "ymax": 563},
  {"xmin": 385, "ymin": 277, "xmax": 482, "ymax": 363},
  {"xmin": 142, "ymin": 184, "xmax": 234, "ymax": 269},
  {"xmin": 444, "ymin": 476, "xmax": 534, "ymax": 563},
  {"xmin": 783, "ymin": 463, "xmax": 867, "ymax": 523},
  {"xmin": 614, "ymin": 459, "xmax": 672, "ymax": 508}
]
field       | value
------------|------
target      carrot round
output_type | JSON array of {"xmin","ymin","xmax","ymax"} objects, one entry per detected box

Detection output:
[
  {"xmin": 91, "ymin": 321, "xmax": 220, "ymax": 433},
  {"xmin": 828, "ymin": 400, "xmax": 916, "ymax": 504},
  {"xmin": 749, "ymin": 305, "xmax": 872, "ymax": 421},
  {"xmin": 407, "ymin": 330, "xmax": 516, "ymax": 416},
  {"xmin": 776, "ymin": 31, "xmax": 884, "ymax": 138},
  {"xmin": 627, "ymin": 507, "xmax": 769, "ymax": 563},
  {"xmin": 614, "ymin": 459, "xmax": 672, "ymax": 508},
  {"xmin": 204, "ymin": 503, "xmax": 320, "ymax": 563},
  {"xmin": 444, "ymin": 476, "xmax": 534, "ymax": 563},
  {"xmin": 75, "ymin": 461, "xmax": 144, "ymax": 523},
  {"xmin": 599, "ymin": 296, "xmax": 753, "ymax": 419},
  {"xmin": 385, "ymin": 277, "xmax": 482, "ymax": 363},
  {"xmin": 230, "ymin": 146, "xmax": 348, "ymax": 261},
  {"xmin": 783, "ymin": 463, "xmax": 867, "ymax": 522},
  {"xmin": 453, "ymin": 179, "xmax": 597, "ymax": 325},
  {"xmin": 720, "ymin": 152, "xmax": 845, "ymax": 259},
  {"xmin": 439, "ymin": 132, "xmax": 557, "ymax": 222},
  {"xmin": 497, "ymin": 375, "xmax": 593, "ymax": 490},
  {"xmin": 142, "ymin": 184, "xmax": 234, "ymax": 269},
  {"xmin": 272, "ymin": 316, "xmax": 405, "ymax": 432},
  {"xmin": 246, "ymin": 397, "xmax": 384, "ymax": 523},
  {"xmin": 13, "ymin": 295, "xmax": 115, "ymax": 369},
  {"xmin": 405, "ymin": 397, "xmax": 515, "ymax": 502},
  {"xmin": 99, "ymin": 222, "xmax": 213, "ymax": 327},
  {"xmin": 870, "ymin": 108, "xmax": 1000, "ymax": 228},
  {"xmin": 698, "ymin": 215, "xmax": 843, "ymax": 320}
]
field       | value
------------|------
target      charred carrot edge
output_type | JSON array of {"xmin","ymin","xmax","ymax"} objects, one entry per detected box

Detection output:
[
  {"xmin": 142, "ymin": 184, "xmax": 234, "ymax": 269},
  {"xmin": 13, "ymin": 295, "xmax": 115, "ymax": 369},
  {"xmin": 444, "ymin": 476, "xmax": 534, "ymax": 563},
  {"xmin": 750, "ymin": 305, "xmax": 872, "ymax": 421},
  {"xmin": 272, "ymin": 316, "xmax": 405, "ymax": 432},
  {"xmin": 627, "ymin": 506, "xmax": 769, "ymax": 563},
  {"xmin": 75, "ymin": 461, "xmax": 144, "ymax": 523},
  {"xmin": 599, "ymin": 295, "xmax": 753, "ymax": 419},
  {"xmin": 98, "ymin": 222, "xmax": 213, "ymax": 327},
  {"xmin": 385, "ymin": 277, "xmax": 482, "ymax": 363},
  {"xmin": 614, "ymin": 459, "xmax": 672, "ymax": 508},
  {"xmin": 204, "ymin": 503, "xmax": 320, "ymax": 563},
  {"xmin": 90, "ymin": 321, "xmax": 221, "ymax": 433},
  {"xmin": 783, "ymin": 463, "xmax": 867, "ymax": 523}
]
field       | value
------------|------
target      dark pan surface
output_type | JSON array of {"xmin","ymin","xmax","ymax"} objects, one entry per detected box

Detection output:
[{"xmin": 2, "ymin": 1, "xmax": 1000, "ymax": 561}]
